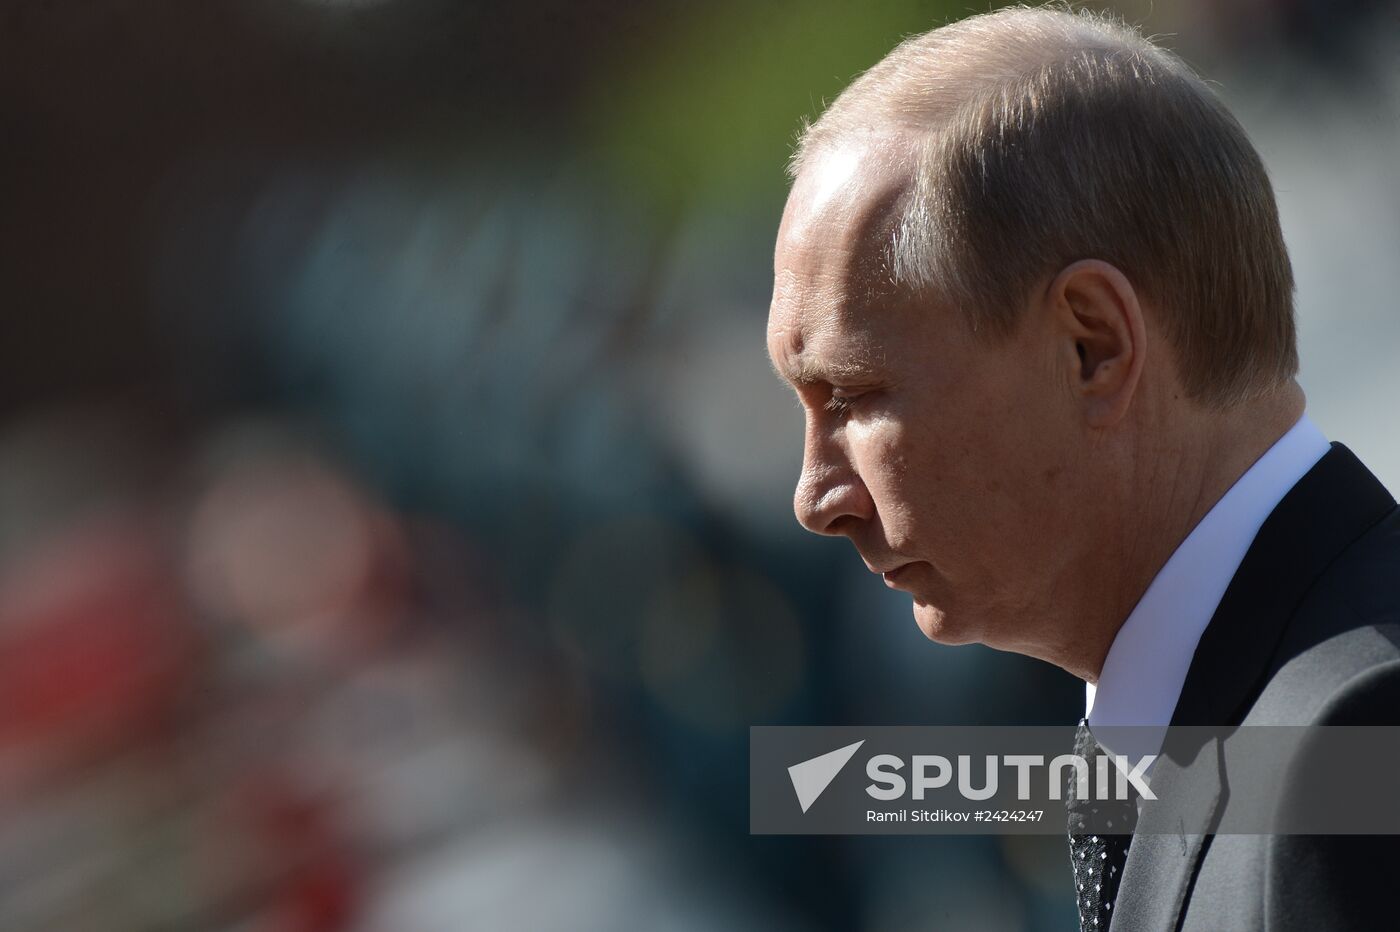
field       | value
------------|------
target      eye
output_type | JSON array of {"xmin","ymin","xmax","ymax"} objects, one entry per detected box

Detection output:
[{"xmin": 824, "ymin": 389, "xmax": 863, "ymax": 418}]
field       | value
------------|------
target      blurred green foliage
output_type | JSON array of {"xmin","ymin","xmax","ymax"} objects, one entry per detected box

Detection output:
[{"xmin": 579, "ymin": 0, "xmax": 991, "ymax": 217}]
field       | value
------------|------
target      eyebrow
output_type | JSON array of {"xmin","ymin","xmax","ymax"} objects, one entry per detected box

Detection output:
[{"xmin": 769, "ymin": 352, "xmax": 880, "ymax": 388}]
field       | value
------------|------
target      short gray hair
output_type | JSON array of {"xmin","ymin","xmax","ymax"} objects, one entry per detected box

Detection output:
[{"xmin": 791, "ymin": 4, "xmax": 1298, "ymax": 407}]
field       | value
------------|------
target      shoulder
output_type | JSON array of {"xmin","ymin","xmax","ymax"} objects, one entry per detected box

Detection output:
[
  {"xmin": 1245, "ymin": 504, "xmax": 1400, "ymax": 726},
  {"xmin": 1256, "ymin": 639, "xmax": 1400, "ymax": 929},
  {"xmin": 1240, "ymin": 511, "xmax": 1400, "ymax": 930}
]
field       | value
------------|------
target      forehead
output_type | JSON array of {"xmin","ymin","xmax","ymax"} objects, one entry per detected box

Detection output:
[{"xmin": 767, "ymin": 140, "xmax": 916, "ymax": 379}]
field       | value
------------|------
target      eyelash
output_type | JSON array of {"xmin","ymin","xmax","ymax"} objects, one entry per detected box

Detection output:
[{"xmin": 824, "ymin": 392, "xmax": 861, "ymax": 417}]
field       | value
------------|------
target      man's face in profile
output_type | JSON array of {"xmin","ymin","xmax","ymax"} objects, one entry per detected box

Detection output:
[{"xmin": 766, "ymin": 141, "xmax": 1084, "ymax": 654}]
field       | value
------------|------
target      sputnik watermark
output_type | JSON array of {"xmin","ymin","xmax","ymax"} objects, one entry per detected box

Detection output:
[
  {"xmin": 755, "ymin": 725, "xmax": 1400, "ymax": 835},
  {"xmin": 784, "ymin": 739, "xmax": 1154, "ymax": 818},
  {"xmin": 863, "ymin": 751, "xmax": 1156, "ymax": 802}
]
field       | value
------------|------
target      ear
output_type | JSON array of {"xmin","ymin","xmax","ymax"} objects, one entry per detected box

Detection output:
[{"xmin": 1045, "ymin": 259, "xmax": 1147, "ymax": 428}]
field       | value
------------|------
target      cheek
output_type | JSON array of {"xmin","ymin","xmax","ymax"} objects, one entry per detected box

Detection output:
[
  {"xmin": 845, "ymin": 417, "xmax": 912, "ymax": 501},
  {"xmin": 852, "ymin": 413, "xmax": 959, "ymax": 544},
  {"xmin": 887, "ymin": 402, "xmax": 1035, "ymax": 544}
]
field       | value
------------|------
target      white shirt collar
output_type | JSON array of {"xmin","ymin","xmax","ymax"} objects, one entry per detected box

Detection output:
[{"xmin": 1086, "ymin": 415, "xmax": 1331, "ymax": 738}]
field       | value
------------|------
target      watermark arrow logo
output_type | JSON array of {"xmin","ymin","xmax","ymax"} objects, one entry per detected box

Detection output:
[{"xmin": 788, "ymin": 739, "xmax": 865, "ymax": 813}]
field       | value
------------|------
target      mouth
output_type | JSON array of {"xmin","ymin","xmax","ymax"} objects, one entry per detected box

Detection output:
[{"xmin": 879, "ymin": 563, "xmax": 915, "ymax": 589}]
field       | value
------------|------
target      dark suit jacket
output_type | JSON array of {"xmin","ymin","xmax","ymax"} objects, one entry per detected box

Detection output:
[{"xmin": 1112, "ymin": 443, "xmax": 1400, "ymax": 931}]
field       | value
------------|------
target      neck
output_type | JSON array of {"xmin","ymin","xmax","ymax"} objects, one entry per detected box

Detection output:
[{"xmin": 1064, "ymin": 383, "xmax": 1307, "ymax": 682}]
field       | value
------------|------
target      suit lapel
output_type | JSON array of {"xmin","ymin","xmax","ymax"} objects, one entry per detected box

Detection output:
[
  {"xmin": 1116, "ymin": 444, "xmax": 1394, "ymax": 931},
  {"xmin": 1111, "ymin": 731, "xmax": 1224, "ymax": 931}
]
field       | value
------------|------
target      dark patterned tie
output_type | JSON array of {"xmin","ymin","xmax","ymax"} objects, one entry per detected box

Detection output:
[{"xmin": 1066, "ymin": 719, "xmax": 1138, "ymax": 931}]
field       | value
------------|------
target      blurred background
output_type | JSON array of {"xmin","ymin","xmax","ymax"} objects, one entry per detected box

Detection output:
[{"xmin": 1, "ymin": 1, "xmax": 1397, "ymax": 929}]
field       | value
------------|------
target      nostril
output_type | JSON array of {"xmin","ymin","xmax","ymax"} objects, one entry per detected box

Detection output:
[{"xmin": 823, "ymin": 513, "xmax": 862, "ymax": 537}]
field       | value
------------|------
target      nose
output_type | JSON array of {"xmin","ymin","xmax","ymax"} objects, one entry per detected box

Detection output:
[{"xmin": 793, "ymin": 426, "xmax": 874, "ymax": 536}]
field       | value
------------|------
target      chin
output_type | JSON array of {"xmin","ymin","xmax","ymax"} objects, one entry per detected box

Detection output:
[{"xmin": 911, "ymin": 601, "xmax": 980, "ymax": 646}]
